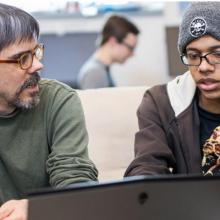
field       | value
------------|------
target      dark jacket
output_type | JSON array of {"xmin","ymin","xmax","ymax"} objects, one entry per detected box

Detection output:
[{"xmin": 125, "ymin": 72, "xmax": 202, "ymax": 176}]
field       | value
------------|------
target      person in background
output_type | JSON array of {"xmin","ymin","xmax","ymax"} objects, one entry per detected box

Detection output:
[
  {"xmin": 0, "ymin": 3, "xmax": 98, "ymax": 220},
  {"xmin": 125, "ymin": 2, "xmax": 220, "ymax": 177},
  {"xmin": 77, "ymin": 14, "xmax": 140, "ymax": 89}
]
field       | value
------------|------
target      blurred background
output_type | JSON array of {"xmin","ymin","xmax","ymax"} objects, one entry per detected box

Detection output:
[{"xmin": 2, "ymin": 0, "xmax": 190, "ymax": 88}]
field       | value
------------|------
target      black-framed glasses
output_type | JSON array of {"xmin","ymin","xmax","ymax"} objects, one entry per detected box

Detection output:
[
  {"xmin": 121, "ymin": 41, "xmax": 135, "ymax": 52},
  {"xmin": 0, "ymin": 43, "xmax": 44, "ymax": 70},
  {"xmin": 181, "ymin": 51, "xmax": 220, "ymax": 66}
]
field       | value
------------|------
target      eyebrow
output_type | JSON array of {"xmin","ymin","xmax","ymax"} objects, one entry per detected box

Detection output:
[
  {"xmin": 8, "ymin": 49, "xmax": 31, "ymax": 59},
  {"xmin": 186, "ymin": 45, "xmax": 220, "ymax": 53}
]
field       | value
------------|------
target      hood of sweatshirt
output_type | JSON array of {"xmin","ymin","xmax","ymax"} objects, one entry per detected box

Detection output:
[{"xmin": 167, "ymin": 71, "xmax": 196, "ymax": 117}]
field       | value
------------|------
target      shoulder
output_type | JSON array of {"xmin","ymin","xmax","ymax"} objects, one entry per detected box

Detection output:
[
  {"xmin": 79, "ymin": 57, "xmax": 106, "ymax": 76},
  {"xmin": 138, "ymin": 84, "xmax": 174, "ymax": 119},
  {"xmin": 143, "ymin": 84, "xmax": 168, "ymax": 102},
  {"xmin": 148, "ymin": 84, "xmax": 167, "ymax": 94},
  {"xmin": 40, "ymin": 78, "xmax": 76, "ymax": 94},
  {"xmin": 38, "ymin": 79, "xmax": 84, "ymax": 118},
  {"xmin": 77, "ymin": 58, "xmax": 107, "ymax": 89},
  {"xmin": 39, "ymin": 79, "xmax": 79, "ymax": 104}
]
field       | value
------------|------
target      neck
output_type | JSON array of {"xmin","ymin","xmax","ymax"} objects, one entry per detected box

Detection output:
[
  {"xmin": 95, "ymin": 45, "xmax": 114, "ymax": 66},
  {"xmin": 199, "ymin": 95, "xmax": 220, "ymax": 114}
]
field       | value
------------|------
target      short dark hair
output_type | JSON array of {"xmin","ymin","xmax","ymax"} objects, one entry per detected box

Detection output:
[
  {"xmin": 99, "ymin": 14, "xmax": 140, "ymax": 46},
  {"xmin": 0, "ymin": 3, "xmax": 39, "ymax": 52}
]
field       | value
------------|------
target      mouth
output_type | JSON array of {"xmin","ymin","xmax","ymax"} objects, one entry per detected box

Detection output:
[
  {"xmin": 197, "ymin": 78, "xmax": 220, "ymax": 91},
  {"xmin": 21, "ymin": 72, "xmax": 41, "ymax": 92},
  {"xmin": 25, "ymin": 83, "xmax": 39, "ymax": 92},
  {"xmin": 25, "ymin": 81, "xmax": 38, "ymax": 89}
]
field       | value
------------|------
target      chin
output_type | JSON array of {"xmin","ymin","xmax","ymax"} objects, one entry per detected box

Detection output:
[
  {"xmin": 118, "ymin": 60, "xmax": 126, "ymax": 64},
  {"xmin": 14, "ymin": 93, "xmax": 40, "ymax": 110},
  {"xmin": 202, "ymin": 91, "xmax": 220, "ymax": 101}
]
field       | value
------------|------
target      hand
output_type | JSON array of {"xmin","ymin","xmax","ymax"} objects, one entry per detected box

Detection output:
[{"xmin": 0, "ymin": 199, "xmax": 28, "ymax": 220}]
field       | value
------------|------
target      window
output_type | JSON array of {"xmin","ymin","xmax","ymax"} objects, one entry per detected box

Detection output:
[{"xmin": 3, "ymin": 0, "xmax": 164, "ymax": 16}]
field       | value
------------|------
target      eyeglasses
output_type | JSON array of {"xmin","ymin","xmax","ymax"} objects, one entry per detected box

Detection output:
[
  {"xmin": 121, "ymin": 41, "xmax": 136, "ymax": 52},
  {"xmin": 181, "ymin": 51, "xmax": 220, "ymax": 66},
  {"xmin": 0, "ymin": 43, "xmax": 44, "ymax": 70}
]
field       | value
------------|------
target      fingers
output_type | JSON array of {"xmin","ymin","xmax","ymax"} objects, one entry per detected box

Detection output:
[
  {"xmin": 0, "ymin": 199, "xmax": 28, "ymax": 220},
  {"xmin": 0, "ymin": 200, "xmax": 15, "ymax": 219}
]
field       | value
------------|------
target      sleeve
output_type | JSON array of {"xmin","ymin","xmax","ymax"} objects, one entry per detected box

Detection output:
[
  {"xmin": 46, "ymin": 86, "xmax": 98, "ymax": 187},
  {"xmin": 124, "ymin": 90, "xmax": 176, "ymax": 176}
]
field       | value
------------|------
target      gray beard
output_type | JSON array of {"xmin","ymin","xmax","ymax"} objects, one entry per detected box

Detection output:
[
  {"xmin": 13, "ymin": 92, "xmax": 40, "ymax": 109},
  {"xmin": 9, "ymin": 72, "xmax": 41, "ymax": 110}
]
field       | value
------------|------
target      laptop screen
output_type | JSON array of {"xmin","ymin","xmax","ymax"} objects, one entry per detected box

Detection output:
[{"xmin": 28, "ymin": 175, "xmax": 220, "ymax": 220}]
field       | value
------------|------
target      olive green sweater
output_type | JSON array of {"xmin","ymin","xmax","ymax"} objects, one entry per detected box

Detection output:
[{"xmin": 0, "ymin": 79, "xmax": 98, "ymax": 204}]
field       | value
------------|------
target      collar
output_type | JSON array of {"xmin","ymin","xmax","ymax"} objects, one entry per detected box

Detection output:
[{"xmin": 167, "ymin": 71, "xmax": 196, "ymax": 117}]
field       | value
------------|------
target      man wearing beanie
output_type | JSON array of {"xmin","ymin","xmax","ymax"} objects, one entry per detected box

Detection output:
[{"xmin": 125, "ymin": 2, "xmax": 220, "ymax": 177}]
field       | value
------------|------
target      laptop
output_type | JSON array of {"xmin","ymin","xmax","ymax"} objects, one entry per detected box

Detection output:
[{"xmin": 28, "ymin": 175, "xmax": 220, "ymax": 220}]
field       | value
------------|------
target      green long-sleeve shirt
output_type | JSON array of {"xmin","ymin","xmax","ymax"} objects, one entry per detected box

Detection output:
[{"xmin": 0, "ymin": 79, "xmax": 98, "ymax": 204}]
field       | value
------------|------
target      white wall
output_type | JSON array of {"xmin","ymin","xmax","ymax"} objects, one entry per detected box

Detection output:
[
  {"xmin": 112, "ymin": 16, "xmax": 172, "ymax": 87},
  {"xmin": 37, "ymin": 2, "xmax": 182, "ymax": 87}
]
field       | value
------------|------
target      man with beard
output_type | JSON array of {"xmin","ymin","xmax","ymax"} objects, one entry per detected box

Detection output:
[
  {"xmin": 125, "ymin": 2, "xmax": 220, "ymax": 177},
  {"xmin": 0, "ymin": 3, "xmax": 98, "ymax": 220}
]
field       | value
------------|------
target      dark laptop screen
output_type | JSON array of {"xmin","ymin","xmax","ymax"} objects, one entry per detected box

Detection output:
[{"xmin": 28, "ymin": 175, "xmax": 220, "ymax": 220}]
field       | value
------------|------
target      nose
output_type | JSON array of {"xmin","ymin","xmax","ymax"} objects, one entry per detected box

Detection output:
[
  {"xmin": 27, "ymin": 57, "xmax": 44, "ymax": 74},
  {"xmin": 198, "ymin": 57, "xmax": 215, "ymax": 74}
]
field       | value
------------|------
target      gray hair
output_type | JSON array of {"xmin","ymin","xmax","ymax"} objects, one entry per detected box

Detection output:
[{"xmin": 0, "ymin": 3, "xmax": 39, "ymax": 52}]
